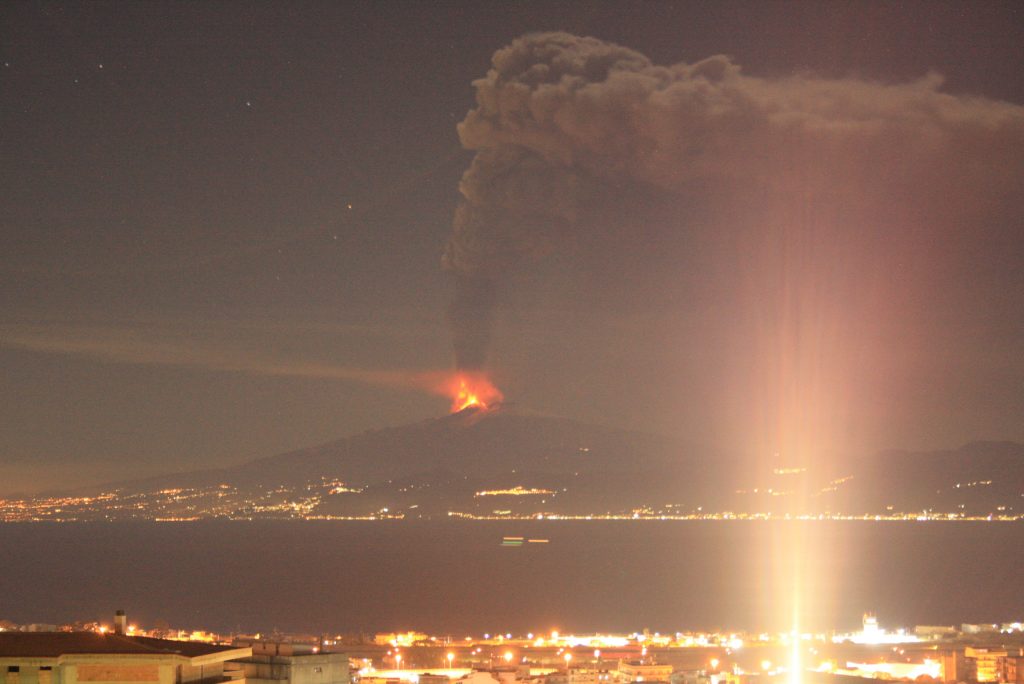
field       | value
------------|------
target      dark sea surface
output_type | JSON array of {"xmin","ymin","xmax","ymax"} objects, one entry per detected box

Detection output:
[{"xmin": 1, "ymin": 521, "xmax": 1021, "ymax": 634}]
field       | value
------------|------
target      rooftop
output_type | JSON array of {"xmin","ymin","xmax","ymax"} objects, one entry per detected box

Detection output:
[{"xmin": 0, "ymin": 633, "xmax": 246, "ymax": 659}]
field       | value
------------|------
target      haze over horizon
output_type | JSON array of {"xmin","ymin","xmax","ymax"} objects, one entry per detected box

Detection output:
[{"xmin": 2, "ymin": 2, "xmax": 1023, "ymax": 496}]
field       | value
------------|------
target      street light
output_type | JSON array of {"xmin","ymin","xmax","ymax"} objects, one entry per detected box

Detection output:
[
  {"xmin": 504, "ymin": 652, "xmax": 513, "ymax": 664},
  {"xmin": 447, "ymin": 653, "xmax": 454, "ymax": 669}
]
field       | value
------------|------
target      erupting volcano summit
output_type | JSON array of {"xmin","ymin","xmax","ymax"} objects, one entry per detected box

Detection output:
[{"xmin": 448, "ymin": 372, "xmax": 503, "ymax": 413}]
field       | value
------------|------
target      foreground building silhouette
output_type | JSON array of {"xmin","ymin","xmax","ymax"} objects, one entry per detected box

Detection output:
[
  {"xmin": 0, "ymin": 631, "xmax": 251, "ymax": 684},
  {"xmin": 0, "ymin": 615, "xmax": 349, "ymax": 684}
]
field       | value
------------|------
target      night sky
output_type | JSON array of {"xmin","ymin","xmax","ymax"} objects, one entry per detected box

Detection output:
[{"xmin": 2, "ymin": 1, "xmax": 1022, "ymax": 496}]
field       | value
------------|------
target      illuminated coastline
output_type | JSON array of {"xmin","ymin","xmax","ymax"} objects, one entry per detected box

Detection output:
[{"xmin": 3, "ymin": 482, "xmax": 1024, "ymax": 524}]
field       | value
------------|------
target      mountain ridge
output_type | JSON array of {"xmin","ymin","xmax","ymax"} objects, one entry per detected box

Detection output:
[{"xmin": 3, "ymin": 406, "xmax": 1023, "ymax": 521}]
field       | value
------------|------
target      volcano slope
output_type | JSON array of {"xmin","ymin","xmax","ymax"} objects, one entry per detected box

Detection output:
[{"xmin": 8, "ymin": 406, "xmax": 1023, "ymax": 521}]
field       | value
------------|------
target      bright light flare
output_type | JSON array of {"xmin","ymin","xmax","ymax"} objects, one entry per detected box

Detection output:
[{"xmin": 788, "ymin": 631, "xmax": 803, "ymax": 684}]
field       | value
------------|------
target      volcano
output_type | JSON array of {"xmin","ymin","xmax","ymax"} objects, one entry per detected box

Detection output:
[
  {"xmin": 158, "ymin": 402, "xmax": 713, "ymax": 518},
  {"xmin": 5, "ymin": 406, "xmax": 1024, "ymax": 522},
  {"xmin": 7, "ymin": 405, "xmax": 722, "ymax": 520}
]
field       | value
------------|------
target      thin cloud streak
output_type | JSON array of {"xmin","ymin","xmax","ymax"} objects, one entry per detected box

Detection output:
[{"xmin": 0, "ymin": 323, "xmax": 451, "ymax": 396}]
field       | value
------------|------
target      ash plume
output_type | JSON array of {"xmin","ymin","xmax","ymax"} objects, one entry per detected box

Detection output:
[
  {"xmin": 443, "ymin": 31, "xmax": 1024, "ymax": 370},
  {"xmin": 447, "ymin": 271, "xmax": 497, "ymax": 372}
]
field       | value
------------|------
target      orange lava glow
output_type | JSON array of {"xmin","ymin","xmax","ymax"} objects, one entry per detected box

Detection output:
[{"xmin": 447, "ymin": 373, "xmax": 503, "ymax": 413}]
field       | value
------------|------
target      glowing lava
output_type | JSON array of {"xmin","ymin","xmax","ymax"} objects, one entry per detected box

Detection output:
[
  {"xmin": 453, "ymin": 380, "xmax": 482, "ymax": 411},
  {"xmin": 448, "ymin": 372, "xmax": 503, "ymax": 413}
]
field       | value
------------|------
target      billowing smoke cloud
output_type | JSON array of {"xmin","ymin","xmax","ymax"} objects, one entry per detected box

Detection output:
[{"xmin": 443, "ymin": 31, "xmax": 1024, "ymax": 371}]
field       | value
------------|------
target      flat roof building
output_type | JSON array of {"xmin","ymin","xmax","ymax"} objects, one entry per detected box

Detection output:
[
  {"xmin": 227, "ymin": 641, "xmax": 348, "ymax": 684},
  {"xmin": 0, "ymin": 632, "xmax": 252, "ymax": 684}
]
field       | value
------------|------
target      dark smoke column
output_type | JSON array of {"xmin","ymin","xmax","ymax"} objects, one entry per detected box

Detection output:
[
  {"xmin": 446, "ymin": 271, "xmax": 496, "ymax": 372},
  {"xmin": 443, "ymin": 144, "xmax": 581, "ymax": 371}
]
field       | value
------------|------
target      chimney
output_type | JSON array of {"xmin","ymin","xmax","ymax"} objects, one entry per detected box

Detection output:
[{"xmin": 114, "ymin": 610, "xmax": 127, "ymax": 636}]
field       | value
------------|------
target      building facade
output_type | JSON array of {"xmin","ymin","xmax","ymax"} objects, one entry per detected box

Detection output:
[{"xmin": 228, "ymin": 642, "xmax": 348, "ymax": 684}]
